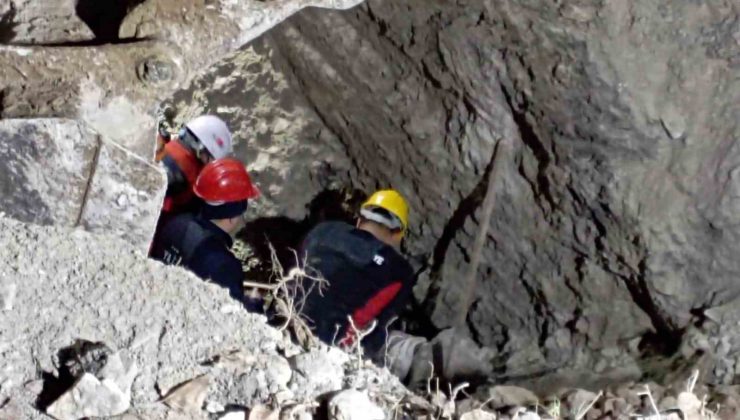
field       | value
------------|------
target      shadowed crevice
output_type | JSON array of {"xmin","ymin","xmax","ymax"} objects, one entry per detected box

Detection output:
[{"xmin": 75, "ymin": 0, "xmax": 146, "ymax": 43}]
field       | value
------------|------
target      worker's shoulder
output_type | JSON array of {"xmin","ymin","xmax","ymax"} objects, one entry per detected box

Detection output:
[
  {"xmin": 160, "ymin": 212, "xmax": 197, "ymax": 234},
  {"xmin": 305, "ymin": 220, "xmax": 354, "ymax": 242},
  {"xmin": 376, "ymin": 244, "xmax": 412, "ymax": 275},
  {"xmin": 190, "ymin": 233, "xmax": 239, "ymax": 269},
  {"xmin": 162, "ymin": 215, "xmax": 224, "ymax": 254},
  {"xmin": 310, "ymin": 220, "xmax": 353, "ymax": 234}
]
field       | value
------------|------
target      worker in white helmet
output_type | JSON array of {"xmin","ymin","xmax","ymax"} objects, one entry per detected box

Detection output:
[{"xmin": 155, "ymin": 115, "xmax": 234, "ymax": 214}]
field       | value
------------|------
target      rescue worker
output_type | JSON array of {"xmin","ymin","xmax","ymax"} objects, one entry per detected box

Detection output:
[
  {"xmin": 150, "ymin": 158, "xmax": 259, "ymax": 304},
  {"xmin": 298, "ymin": 190, "xmax": 492, "ymax": 389},
  {"xmin": 156, "ymin": 115, "xmax": 234, "ymax": 214},
  {"xmin": 299, "ymin": 189, "xmax": 414, "ymax": 356}
]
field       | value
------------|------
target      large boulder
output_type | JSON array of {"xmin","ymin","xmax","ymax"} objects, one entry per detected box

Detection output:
[{"xmin": 0, "ymin": 118, "xmax": 165, "ymax": 251}]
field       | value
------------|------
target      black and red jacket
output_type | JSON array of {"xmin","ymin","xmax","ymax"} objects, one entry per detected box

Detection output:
[
  {"xmin": 299, "ymin": 222, "xmax": 414, "ymax": 355},
  {"xmin": 160, "ymin": 139, "xmax": 204, "ymax": 214}
]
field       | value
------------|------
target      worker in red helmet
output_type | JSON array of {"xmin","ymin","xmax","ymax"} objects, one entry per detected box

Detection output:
[
  {"xmin": 157, "ymin": 115, "xmax": 234, "ymax": 215},
  {"xmin": 150, "ymin": 158, "xmax": 259, "ymax": 305}
]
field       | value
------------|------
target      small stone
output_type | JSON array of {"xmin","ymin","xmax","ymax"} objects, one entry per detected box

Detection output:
[
  {"xmin": 24, "ymin": 379, "xmax": 44, "ymax": 394},
  {"xmin": 563, "ymin": 389, "xmax": 599, "ymax": 417},
  {"xmin": 459, "ymin": 409, "xmax": 496, "ymax": 420},
  {"xmin": 289, "ymin": 348, "xmax": 348, "ymax": 396},
  {"xmin": 206, "ymin": 400, "xmax": 226, "ymax": 413},
  {"xmin": 98, "ymin": 350, "xmax": 138, "ymax": 395},
  {"xmin": 248, "ymin": 405, "xmax": 279, "ymax": 420},
  {"xmin": 660, "ymin": 107, "xmax": 687, "ymax": 140},
  {"xmin": 220, "ymin": 411, "xmax": 247, "ymax": 420},
  {"xmin": 162, "ymin": 374, "xmax": 211, "ymax": 412},
  {"xmin": 478, "ymin": 385, "xmax": 539, "ymax": 409},
  {"xmin": 220, "ymin": 303, "xmax": 242, "ymax": 314},
  {"xmin": 116, "ymin": 194, "xmax": 129, "ymax": 207},
  {"xmin": 46, "ymin": 373, "xmax": 130, "ymax": 420},
  {"xmin": 274, "ymin": 389, "xmax": 295, "ymax": 404},
  {"xmin": 511, "ymin": 409, "xmax": 541, "ymax": 420},
  {"xmin": 676, "ymin": 391, "xmax": 702, "ymax": 416},
  {"xmin": 328, "ymin": 390, "xmax": 385, "ymax": 420},
  {"xmin": 1, "ymin": 283, "xmax": 16, "ymax": 311},
  {"xmin": 136, "ymin": 56, "xmax": 175, "ymax": 84}
]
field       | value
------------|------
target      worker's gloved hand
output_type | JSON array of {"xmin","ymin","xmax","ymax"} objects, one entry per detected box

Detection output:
[{"xmin": 158, "ymin": 125, "xmax": 172, "ymax": 142}]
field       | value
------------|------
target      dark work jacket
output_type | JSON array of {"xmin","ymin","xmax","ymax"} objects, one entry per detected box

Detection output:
[
  {"xmin": 300, "ymin": 221, "xmax": 414, "ymax": 355},
  {"xmin": 150, "ymin": 213, "xmax": 244, "ymax": 303}
]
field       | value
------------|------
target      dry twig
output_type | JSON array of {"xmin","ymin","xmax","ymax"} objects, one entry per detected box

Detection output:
[
  {"xmin": 243, "ymin": 242, "xmax": 328, "ymax": 348},
  {"xmin": 574, "ymin": 390, "xmax": 603, "ymax": 420},
  {"xmin": 345, "ymin": 316, "xmax": 377, "ymax": 367}
]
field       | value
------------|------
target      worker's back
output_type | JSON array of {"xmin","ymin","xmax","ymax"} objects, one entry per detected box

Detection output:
[
  {"xmin": 160, "ymin": 139, "xmax": 204, "ymax": 214},
  {"xmin": 300, "ymin": 221, "xmax": 414, "ymax": 354}
]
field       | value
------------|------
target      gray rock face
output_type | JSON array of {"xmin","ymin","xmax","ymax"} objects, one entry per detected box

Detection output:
[
  {"xmin": 0, "ymin": 0, "xmax": 365, "ymax": 158},
  {"xmin": 179, "ymin": 0, "xmax": 739, "ymax": 384},
  {"xmin": 0, "ymin": 118, "xmax": 166, "ymax": 251}
]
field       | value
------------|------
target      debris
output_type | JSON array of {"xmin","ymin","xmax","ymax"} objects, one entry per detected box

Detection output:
[
  {"xmin": 459, "ymin": 408, "xmax": 497, "ymax": 420},
  {"xmin": 248, "ymin": 404, "xmax": 280, "ymax": 420},
  {"xmin": 328, "ymin": 390, "xmax": 385, "ymax": 420},
  {"xmin": 676, "ymin": 391, "xmax": 702, "ymax": 417},
  {"xmin": 221, "ymin": 410, "xmax": 248, "ymax": 420},
  {"xmin": 512, "ymin": 411, "xmax": 541, "ymax": 420},
  {"xmin": 478, "ymin": 386, "xmax": 539, "ymax": 410},
  {"xmin": 207, "ymin": 400, "xmax": 226, "ymax": 413},
  {"xmin": 43, "ymin": 342, "xmax": 138, "ymax": 420},
  {"xmin": 289, "ymin": 348, "xmax": 348, "ymax": 396},
  {"xmin": 0, "ymin": 283, "xmax": 15, "ymax": 311},
  {"xmin": 162, "ymin": 374, "xmax": 211, "ymax": 412},
  {"xmin": 46, "ymin": 373, "xmax": 130, "ymax": 420}
]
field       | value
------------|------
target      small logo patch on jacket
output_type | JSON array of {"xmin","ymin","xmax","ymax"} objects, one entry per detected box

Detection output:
[
  {"xmin": 163, "ymin": 248, "xmax": 183, "ymax": 266},
  {"xmin": 373, "ymin": 255, "xmax": 385, "ymax": 265}
]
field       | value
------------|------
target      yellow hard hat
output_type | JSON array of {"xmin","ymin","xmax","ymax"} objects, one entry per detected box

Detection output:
[{"xmin": 360, "ymin": 189, "xmax": 409, "ymax": 232}]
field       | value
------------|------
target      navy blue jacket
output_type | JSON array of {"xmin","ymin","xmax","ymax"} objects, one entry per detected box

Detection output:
[
  {"xmin": 299, "ymin": 222, "xmax": 414, "ymax": 355},
  {"xmin": 151, "ymin": 213, "xmax": 244, "ymax": 303}
]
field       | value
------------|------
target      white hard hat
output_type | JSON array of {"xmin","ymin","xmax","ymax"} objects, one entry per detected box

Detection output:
[{"xmin": 185, "ymin": 115, "xmax": 233, "ymax": 159}]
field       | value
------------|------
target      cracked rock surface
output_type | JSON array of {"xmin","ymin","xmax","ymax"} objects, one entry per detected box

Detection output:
[
  {"xmin": 3, "ymin": 0, "xmax": 740, "ymax": 396},
  {"xmin": 0, "ymin": 0, "xmax": 365, "ymax": 158},
  {"xmin": 171, "ymin": 0, "xmax": 740, "ymax": 387}
]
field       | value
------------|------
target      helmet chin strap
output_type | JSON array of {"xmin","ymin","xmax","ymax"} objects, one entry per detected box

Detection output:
[{"xmin": 179, "ymin": 128, "xmax": 210, "ymax": 161}]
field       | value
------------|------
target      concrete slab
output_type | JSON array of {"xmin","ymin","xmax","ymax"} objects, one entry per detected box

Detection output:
[
  {"xmin": 0, "ymin": 119, "xmax": 95, "ymax": 226},
  {"xmin": 0, "ymin": 118, "xmax": 165, "ymax": 252},
  {"xmin": 79, "ymin": 139, "xmax": 166, "ymax": 251}
]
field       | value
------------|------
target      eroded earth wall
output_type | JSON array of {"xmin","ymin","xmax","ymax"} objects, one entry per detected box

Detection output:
[{"xmin": 172, "ymin": 0, "xmax": 740, "ymax": 385}]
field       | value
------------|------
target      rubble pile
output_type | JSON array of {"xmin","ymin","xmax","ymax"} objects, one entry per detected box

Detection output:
[
  {"xmin": 1, "ymin": 215, "xmax": 739, "ymax": 420},
  {"xmin": 0, "ymin": 216, "xmax": 406, "ymax": 419}
]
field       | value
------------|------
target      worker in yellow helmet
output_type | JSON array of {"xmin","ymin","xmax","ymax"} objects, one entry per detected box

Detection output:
[
  {"xmin": 293, "ymin": 189, "xmax": 491, "ymax": 388},
  {"xmin": 298, "ymin": 189, "xmax": 413, "ymax": 354}
]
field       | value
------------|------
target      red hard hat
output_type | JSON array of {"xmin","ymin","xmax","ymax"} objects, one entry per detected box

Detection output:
[{"xmin": 193, "ymin": 158, "xmax": 260, "ymax": 203}]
